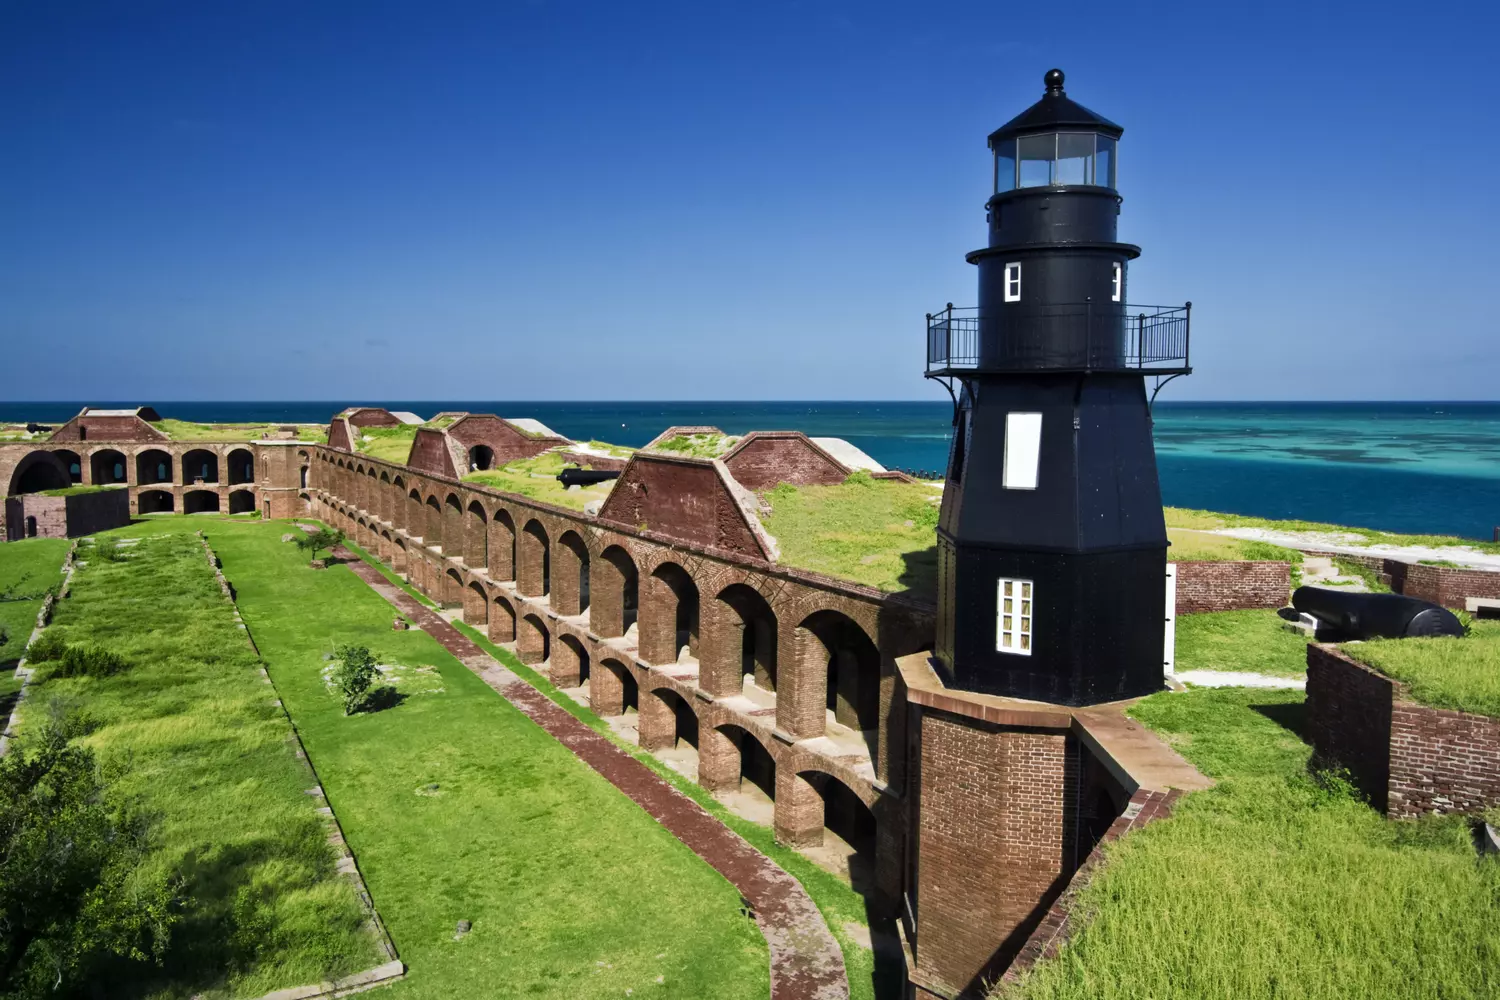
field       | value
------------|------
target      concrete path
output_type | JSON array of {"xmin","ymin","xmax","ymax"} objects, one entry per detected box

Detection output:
[
  {"xmin": 1173, "ymin": 669, "xmax": 1305, "ymax": 690},
  {"xmin": 341, "ymin": 554, "xmax": 849, "ymax": 1000}
]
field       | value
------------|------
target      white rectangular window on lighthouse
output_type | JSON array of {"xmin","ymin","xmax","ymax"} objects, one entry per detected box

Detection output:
[
  {"xmin": 1111, "ymin": 261, "xmax": 1123, "ymax": 302},
  {"xmin": 1003, "ymin": 261, "xmax": 1022, "ymax": 302},
  {"xmin": 996, "ymin": 578, "xmax": 1034, "ymax": 655},
  {"xmin": 1002, "ymin": 411, "xmax": 1042, "ymax": 489}
]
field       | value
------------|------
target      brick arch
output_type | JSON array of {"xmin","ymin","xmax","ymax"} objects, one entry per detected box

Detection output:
[
  {"xmin": 554, "ymin": 530, "xmax": 590, "ymax": 616},
  {"xmin": 489, "ymin": 506, "xmax": 517, "ymax": 581},
  {"xmin": 227, "ymin": 447, "xmax": 255, "ymax": 486},
  {"xmin": 406, "ymin": 488, "xmax": 423, "ymax": 538},
  {"xmin": 88, "ymin": 448, "xmax": 129, "ymax": 485},
  {"xmin": 442, "ymin": 567, "xmax": 464, "ymax": 608},
  {"xmin": 463, "ymin": 580, "xmax": 488, "ymax": 625},
  {"xmin": 51, "ymin": 448, "xmax": 83, "ymax": 484},
  {"xmin": 705, "ymin": 581, "xmax": 778, "ymax": 697},
  {"xmin": 699, "ymin": 722, "xmax": 777, "ymax": 800},
  {"xmin": 553, "ymin": 632, "xmax": 589, "ymax": 688},
  {"xmin": 136, "ymin": 448, "xmax": 173, "ymax": 485},
  {"xmin": 593, "ymin": 545, "xmax": 640, "ymax": 639},
  {"xmin": 778, "ymin": 767, "xmax": 880, "ymax": 859},
  {"xmin": 489, "ymin": 593, "xmax": 516, "ymax": 643},
  {"xmin": 640, "ymin": 560, "xmax": 700, "ymax": 666},
  {"xmin": 517, "ymin": 612, "xmax": 549, "ymax": 665},
  {"xmin": 638, "ymin": 681, "xmax": 700, "ymax": 752},
  {"xmin": 518, "ymin": 519, "xmax": 550, "ymax": 597},
  {"xmin": 392, "ymin": 535, "xmax": 407, "ymax": 574},
  {"xmin": 424, "ymin": 495, "xmax": 444, "ymax": 549},
  {"xmin": 792, "ymin": 608, "xmax": 881, "ymax": 739},
  {"xmin": 182, "ymin": 449, "xmax": 219, "ymax": 485},
  {"xmin": 591, "ymin": 656, "xmax": 638, "ymax": 717},
  {"xmin": 465, "ymin": 500, "xmax": 488, "ymax": 569},
  {"xmin": 443, "ymin": 493, "xmax": 463, "ymax": 555}
]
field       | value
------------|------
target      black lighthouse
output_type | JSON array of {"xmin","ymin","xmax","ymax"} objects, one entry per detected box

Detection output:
[{"xmin": 927, "ymin": 69, "xmax": 1191, "ymax": 705}]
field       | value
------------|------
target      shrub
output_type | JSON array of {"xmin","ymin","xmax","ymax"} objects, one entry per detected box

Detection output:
[
  {"xmin": 841, "ymin": 469, "xmax": 876, "ymax": 487},
  {"xmin": 24, "ymin": 630, "xmax": 69, "ymax": 664},
  {"xmin": 0, "ymin": 721, "xmax": 179, "ymax": 997},
  {"xmin": 91, "ymin": 541, "xmax": 126, "ymax": 563},
  {"xmin": 56, "ymin": 643, "xmax": 131, "ymax": 678},
  {"xmin": 331, "ymin": 643, "xmax": 396, "ymax": 715}
]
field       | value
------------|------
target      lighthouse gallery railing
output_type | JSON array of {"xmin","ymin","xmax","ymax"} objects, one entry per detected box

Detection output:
[{"xmin": 925, "ymin": 302, "xmax": 1191, "ymax": 375}]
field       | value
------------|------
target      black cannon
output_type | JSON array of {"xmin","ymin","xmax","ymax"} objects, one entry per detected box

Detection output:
[
  {"xmin": 1290, "ymin": 586, "xmax": 1465, "ymax": 641},
  {"xmin": 556, "ymin": 467, "xmax": 621, "ymax": 489}
]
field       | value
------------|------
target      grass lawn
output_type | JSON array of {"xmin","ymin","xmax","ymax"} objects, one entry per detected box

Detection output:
[
  {"xmin": 1008, "ymin": 686, "xmax": 1500, "ymax": 1000},
  {"xmin": 463, "ymin": 450, "xmax": 615, "ymax": 512},
  {"xmin": 1167, "ymin": 528, "xmax": 1300, "ymax": 564},
  {"xmin": 646, "ymin": 432, "xmax": 738, "ymax": 458},
  {"xmin": 351, "ymin": 425, "xmax": 418, "ymax": 463},
  {"xmin": 36, "ymin": 483, "xmax": 129, "ymax": 497},
  {"xmin": 760, "ymin": 473, "xmax": 942, "ymax": 597},
  {"xmin": 22, "ymin": 530, "xmax": 380, "ymax": 997},
  {"xmin": 185, "ymin": 518, "xmax": 769, "ymax": 999},
  {"xmin": 151, "ymin": 419, "xmax": 327, "ymax": 442},
  {"xmin": 0, "ymin": 537, "xmax": 69, "ymax": 665},
  {"xmin": 1166, "ymin": 506, "xmax": 1500, "ymax": 553},
  {"xmin": 336, "ymin": 538, "xmax": 898, "ymax": 1000},
  {"xmin": 1346, "ymin": 619, "xmax": 1500, "ymax": 718},
  {"xmin": 1175, "ymin": 609, "xmax": 1311, "ymax": 677}
]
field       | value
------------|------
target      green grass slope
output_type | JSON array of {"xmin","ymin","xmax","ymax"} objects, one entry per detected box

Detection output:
[
  {"xmin": 1008, "ymin": 687, "xmax": 1500, "ymax": 1000},
  {"xmin": 23, "ymin": 531, "xmax": 380, "ymax": 997},
  {"xmin": 1350, "ymin": 618, "xmax": 1500, "ymax": 718},
  {"xmin": 187, "ymin": 518, "xmax": 769, "ymax": 999}
]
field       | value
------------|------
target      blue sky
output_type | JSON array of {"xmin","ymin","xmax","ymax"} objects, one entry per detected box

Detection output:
[{"xmin": 2, "ymin": 1, "xmax": 1495, "ymax": 402}]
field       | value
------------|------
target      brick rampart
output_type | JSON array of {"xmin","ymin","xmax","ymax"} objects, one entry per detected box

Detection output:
[
  {"xmin": 722, "ymin": 432, "xmax": 848, "ymax": 490},
  {"xmin": 1306, "ymin": 644, "xmax": 1500, "ymax": 817},
  {"xmin": 1174, "ymin": 560, "xmax": 1289, "ymax": 614},
  {"xmin": 1302, "ymin": 551, "xmax": 1500, "ymax": 609}
]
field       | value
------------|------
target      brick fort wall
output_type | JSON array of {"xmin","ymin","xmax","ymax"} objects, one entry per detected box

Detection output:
[{"xmin": 1174, "ymin": 560, "xmax": 1289, "ymax": 614}]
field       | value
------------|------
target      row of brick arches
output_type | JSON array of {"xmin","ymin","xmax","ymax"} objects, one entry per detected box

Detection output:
[
  {"xmin": 315, "ymin": 455, "xmax": 905, "ymax": 898},
  {"xmin": 17, "ymin": 447, "xmax": 257, "ymax": 488}
]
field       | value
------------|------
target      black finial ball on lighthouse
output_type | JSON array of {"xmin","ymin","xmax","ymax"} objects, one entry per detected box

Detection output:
[{"xmin": 925, "ymin": 69, "xmax": 1192, "ymax": 705}]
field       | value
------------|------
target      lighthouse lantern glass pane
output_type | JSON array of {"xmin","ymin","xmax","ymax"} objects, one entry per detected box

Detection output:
[
  {"xmin": 1017, "ymin": 134, "xmax": 1055, "ymax": 188},
  {"xmin": 1096, "ymin": 136, "xmax": 1116, "ymax": 188},
  {"xmin": 1055, "ymin": 133, "xmax": 1095, "ymax": 185},
  {"xmin": 994, "ymin": 139, "xmax": 1016, "ymax": 192}
]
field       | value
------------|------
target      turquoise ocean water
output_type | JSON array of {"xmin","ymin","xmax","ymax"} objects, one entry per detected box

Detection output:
[{"xmin": 4, "ymin": 401, "xmax": 1496, "ymax": 540}]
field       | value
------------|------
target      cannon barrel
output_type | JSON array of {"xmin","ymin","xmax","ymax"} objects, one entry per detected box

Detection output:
[
  {"xmin": 556, "ymin": 467, "xmax": 621, "ymax": 489},
  {"xmin": 1291, "ymin": 586, "xmax": 1464, "ymax": 640}
]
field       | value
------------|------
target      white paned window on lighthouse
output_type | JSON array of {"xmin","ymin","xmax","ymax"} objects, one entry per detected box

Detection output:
[{"xmin": 996, "ymin": 578, "xmax": 1034, "ymax": 655}]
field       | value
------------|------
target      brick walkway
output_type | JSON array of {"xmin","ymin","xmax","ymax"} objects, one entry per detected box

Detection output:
[{"xmin": 342, "ymin": 554, "xmax": 849, "ymax": 1000}]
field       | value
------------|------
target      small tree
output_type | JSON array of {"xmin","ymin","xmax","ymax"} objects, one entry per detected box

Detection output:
[
  {"xmin": 294, "ymin": 527, "xmax": 344, "ymax": 565},
  {"xmin": 331, "ymin": 643, "xmax": 378, "ymax": 715}
]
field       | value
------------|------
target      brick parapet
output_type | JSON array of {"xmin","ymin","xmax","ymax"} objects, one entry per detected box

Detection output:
[
  {"xmin": 1298, "ymin": 549, "xmax": 1500, "ymax": 609},
  {"xmin": 1305, "ymin": 643, "xmax": 1500, "ymax": 817},
  {"xmin": 1173, "ymin": 559, "xmax": 1289, "ymax": 614}
]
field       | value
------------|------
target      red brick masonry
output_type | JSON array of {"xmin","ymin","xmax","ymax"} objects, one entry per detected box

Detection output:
[
  {"xmin": 1316, "ymin": 552, "xmax": 1500, "ymax": 610},
  {"xmin": 997, "ymin": 788, "xmax": 1182, "ymax": 989},
  {"xmin": 1174, "ymin": 560, "xmax": 1289, "ymax": 614},
  {"xmin": 1305, "ymin": 644, "xmax": 1500, "ymax": 817}
]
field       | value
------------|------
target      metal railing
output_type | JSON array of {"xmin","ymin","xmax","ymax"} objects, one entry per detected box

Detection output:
[{"xmin": 926, "ymin": 302, "xmax": 1191, "ymax": 375}]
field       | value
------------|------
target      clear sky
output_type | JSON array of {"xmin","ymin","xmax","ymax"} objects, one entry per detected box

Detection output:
[{"xmin": 2, "ymin": 1, "xmax": 1495, "ymax": 402}]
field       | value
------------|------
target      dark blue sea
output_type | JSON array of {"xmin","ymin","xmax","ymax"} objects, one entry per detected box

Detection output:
[{"xmin": 4, "ymin": 401, "xmax": 1497, "ymax": 540}]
